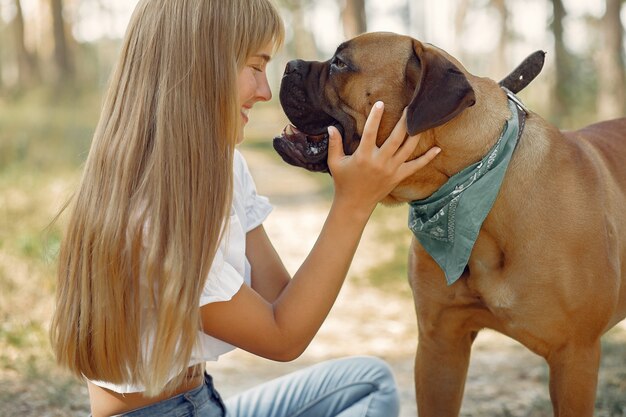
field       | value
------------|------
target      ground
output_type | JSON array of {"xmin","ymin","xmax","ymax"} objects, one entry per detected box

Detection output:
[
  {"xmin": 217, "ymin": 147, "xmax": 625, "ymax": 417},
  {"xmin": 0, "ymin": 145, "xmax": 624, "ymax": 417}
]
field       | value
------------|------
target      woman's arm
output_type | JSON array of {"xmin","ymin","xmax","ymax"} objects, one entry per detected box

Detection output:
[
  {"xmin": 245, "ymin": 225, "xmax": 290, "ymax": 303},
  {"xmin": 201, "ymin": 195, "xmax": 375, "ymax": 361},
  {"xmin": 200, "ymin": 103, "xmax": 440, "ymax": 361}
]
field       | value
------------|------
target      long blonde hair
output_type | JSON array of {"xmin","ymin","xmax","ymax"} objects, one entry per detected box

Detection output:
[{"xmin": 50, "ymin": 0, "xmax": 283, "ymax": 396}]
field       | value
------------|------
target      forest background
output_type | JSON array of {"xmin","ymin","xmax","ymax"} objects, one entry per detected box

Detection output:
[{"xmin": 0, "ymin": 0, "xmax": 625, "ymax": 416}]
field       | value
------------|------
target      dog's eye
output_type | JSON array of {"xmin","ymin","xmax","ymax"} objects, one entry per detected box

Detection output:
[{"xmin": 331, "ymin": 57, "xmax": 348, "ymax": 71}]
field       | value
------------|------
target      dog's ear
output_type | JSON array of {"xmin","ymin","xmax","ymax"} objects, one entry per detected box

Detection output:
[{"xmin": 406, "ymin": 41, "xmax": 476, "ymax": 136}]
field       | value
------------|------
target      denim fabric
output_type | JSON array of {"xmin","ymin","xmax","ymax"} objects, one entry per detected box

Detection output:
[
  {"xmin": 224, "ymin": 356, "xmax": 399, "ymax": 417},
  {"xmin": 111, "ymin": 373, "xmax": 225, "ymax": 417}
]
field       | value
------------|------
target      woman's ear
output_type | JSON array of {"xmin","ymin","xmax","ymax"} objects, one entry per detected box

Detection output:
[{"xmin": 406, "ymin": 40, "xmax": 476, "ymax": 136}]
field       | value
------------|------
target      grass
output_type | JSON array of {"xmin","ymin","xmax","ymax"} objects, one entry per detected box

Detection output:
[
  {"xmin": 0, "ymin": 92, "xmax": 99, "ymax": 416},
  {"xmin": 0, "ymin": 92, "xmax": 98, "ymax": 175}
]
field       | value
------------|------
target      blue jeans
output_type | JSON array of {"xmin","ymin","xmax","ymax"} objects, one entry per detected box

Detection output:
[
  {"xmin": 224, "ymin": 356, "xmax": 400, "ymax": 417},
  {"xmin": 110, "ymin": 356, "xmax": 399, "ymax": 417},
  {"xmin": 111, "ymin": 373, "xmax": 225, "ymax": 416}
]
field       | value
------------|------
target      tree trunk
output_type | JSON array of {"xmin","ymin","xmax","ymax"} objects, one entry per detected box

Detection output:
[
  {"xmin": 279, "ymin": 0, "xmax": 318, "ymax": 60},
  {"xmin": 596, "ymin": 0, "xmax": 625, "ymax": 119},
  {"xmin": 491, "ymin": 0, "xmax": 508, "ymax": 79},
  {"xmin": 408, "ymin": 0, "xmax": 426, "ymax": 38},
  {"xmin": 550, "ymin": 0, "xmax": 569, "ymax": 124},
  {"xmin": 293, "ymin": 1, "xmax": 318, "ymax": 59},
  {"xmin": 0, "ymin": 9, "xmax": 4, "ymax": 93},
  {"xmin": 50, "ymin": 0, "xmax": 75, "ymax": 85},
  {"xmin": 12, "ymin": 0, "xmax": 40, "ymax": 88},
  {"xmin": 342, "ymin": 0, "xmax": 367, "ymax": 39},
  {"xmin": 454, "ymin": 0, "xmax": 470, "ymax": 62}
]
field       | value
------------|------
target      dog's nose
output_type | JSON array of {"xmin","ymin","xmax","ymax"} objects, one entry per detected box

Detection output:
[{"xmin": 284, "ymin": 60, "xmax": 305, "ymax": 75}]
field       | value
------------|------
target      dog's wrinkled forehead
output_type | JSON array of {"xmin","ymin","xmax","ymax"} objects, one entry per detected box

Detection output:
[
  {"xmin": 342, "ymin": 33, "xmax": 411, "ymax": 61},
  {"xmin": 327, "ymin": 33, "xmax": 418, "ymax": 133},
  {"xmin": 332, "ymin": 33, "xmax": 415, "ymax": 84}
]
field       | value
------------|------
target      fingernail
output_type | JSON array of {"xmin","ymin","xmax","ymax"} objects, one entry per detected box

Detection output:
[
  {"xmin": 375, "ymin": 101, "xmax": 384, "ymax": 109},
  {"xmin": 327, "ymin": 126, "xmax": 334, "ymax": 137},
  {"xmin": 434, "ymin": 147, "xmax": 442, "ymax": 154}
]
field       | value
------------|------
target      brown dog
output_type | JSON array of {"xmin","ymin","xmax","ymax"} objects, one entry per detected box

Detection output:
[{"xmin": 274, "ymin": 32, "xmax": 626, "ymax": 417}]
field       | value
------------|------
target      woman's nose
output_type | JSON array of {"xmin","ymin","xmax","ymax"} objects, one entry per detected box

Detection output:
[{"xmin": 257, "ymin": 76, "xmax": 272, "ymax": 102}]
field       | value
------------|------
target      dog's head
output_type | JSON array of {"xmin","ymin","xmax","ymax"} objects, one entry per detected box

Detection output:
[
  {"xmin": 273, "ymin": 32, "xmax": 542, "ymax": 202},
  {"xmin": 273, "ymin": 32, "xmax": 477, "ymax": 173}
]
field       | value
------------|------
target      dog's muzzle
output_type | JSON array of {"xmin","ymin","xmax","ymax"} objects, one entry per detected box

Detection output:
[{"xmin": 273, "ymin": 60, "xmax": 342, "ymax": 173}]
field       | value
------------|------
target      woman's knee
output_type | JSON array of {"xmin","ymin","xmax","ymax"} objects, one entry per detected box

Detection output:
[
  {"xmin": 332, "ymin": 356, "xmax": 399, "ymax": 405},
  {"xmin": 348, "ymin": 356, "xmax": 400, "ymax": 416},
  {"xmin": 341, "ymin": 356, "xmax": 396, "ymax": 383}
]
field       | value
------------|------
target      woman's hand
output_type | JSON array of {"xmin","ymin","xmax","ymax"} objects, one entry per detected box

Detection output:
[{"xmin": 327, "ymin": 101, "xmax": 440, "ymax": 214}]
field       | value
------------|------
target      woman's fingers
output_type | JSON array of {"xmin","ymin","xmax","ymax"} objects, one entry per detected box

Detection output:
[
  {"xmin": 397, "ymin": 146, "xmax": 441, "ymax": 179},
  {"xmin": 326, "ymin": 100, "xmax": 441, "ymax": 209},
  {"xmin": 393, "ymin": 134, "xmax": 420, "ymax": 162},
  {"xmin": 379, "ymin": 109, "xmax": 409, "ymax": 157},
  {"xmin": 359, "ymin": 101, "xmax": 385, "ymax": 152}
]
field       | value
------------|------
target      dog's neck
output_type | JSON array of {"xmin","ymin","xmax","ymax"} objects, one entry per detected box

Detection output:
[
  {"xmin": 386, "ymin": 83, "xmax": 520, "ymax": 204},
  {"xmin": 426, "ymin": 87, "xmax": 528, "ymax": 192},
  {"xmin": 438, "ymin": 85, "xmax": 517, "ymax": 174},
  {"xmin": 406, "ymin": 96, "xmax": 526, "ymax": 284}
]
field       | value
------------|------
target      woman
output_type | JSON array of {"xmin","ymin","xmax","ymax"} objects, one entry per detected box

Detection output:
[{"xmin": 50, "ymin": 1, "xmax": 440, "ymax": 416}]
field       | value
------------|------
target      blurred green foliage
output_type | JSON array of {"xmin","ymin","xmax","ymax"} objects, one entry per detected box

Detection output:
[{"xmin": 0, "ymin": 92, "xmax": 100, "ymax": 175}]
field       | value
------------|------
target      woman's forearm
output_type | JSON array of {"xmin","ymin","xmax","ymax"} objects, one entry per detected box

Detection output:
[{"xmin": 270, "ymin": 197, "xmax": 375, "ymax": 357}]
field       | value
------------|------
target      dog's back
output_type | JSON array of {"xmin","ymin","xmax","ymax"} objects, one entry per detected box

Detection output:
[{"xmin": 566, "ymin": 118, "xmax": 626, "ymax": 179}]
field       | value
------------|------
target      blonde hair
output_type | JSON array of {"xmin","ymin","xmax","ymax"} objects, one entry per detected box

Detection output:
[{"xmin": 50, "ymin": 0, "xmax": 283, "ymax": 396}]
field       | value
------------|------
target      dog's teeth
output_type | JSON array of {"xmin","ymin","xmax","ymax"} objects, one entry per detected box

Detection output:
[{"xmin": 285, "ymin": 125, "xmax": 294, "ymax": 135}]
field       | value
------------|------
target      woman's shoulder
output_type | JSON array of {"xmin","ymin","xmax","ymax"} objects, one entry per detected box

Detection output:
[
  {"xmin": 233, "ymin": 148, "xmax": 247, "ymax": 170},
  {"xmin": 233, "ymin": 148, "xmax": 253, "ymax": 186}
]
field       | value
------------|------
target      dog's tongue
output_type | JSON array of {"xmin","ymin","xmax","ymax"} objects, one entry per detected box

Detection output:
[
  {"xmin": 282, "ymin": 124, "xmax": 327, "ymax": 147},
  {"xmin": 273, "ymin": 124, "xmax": 330, "ymax": 172},
  {"xmin": 282, "ymin": 124, "xmax": 305, "ymax": 141}
]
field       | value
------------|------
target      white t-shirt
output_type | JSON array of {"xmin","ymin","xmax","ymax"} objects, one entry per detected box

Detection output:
[{"xmin": 91, "ymin": 150, "xmax": 272, "ymax": 393}]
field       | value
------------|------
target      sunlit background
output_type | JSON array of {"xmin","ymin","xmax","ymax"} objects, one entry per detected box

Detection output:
[
  {"xmin": 0, "ymin": 1, "xmax": 625, "ymax": 416},
  {"xmin": 2, "ymin": 0, "xmax": 625, "ymax": 123}
]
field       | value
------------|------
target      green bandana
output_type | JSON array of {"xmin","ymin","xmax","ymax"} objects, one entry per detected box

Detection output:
[{"xmin": 408, "ymin": 95, "xmax": 525, "ymax": 285}]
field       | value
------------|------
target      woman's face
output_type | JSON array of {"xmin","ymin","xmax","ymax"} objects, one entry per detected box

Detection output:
[{"xmin": 237, "ymin": 42, "xmax": 274, "ymax": 143}]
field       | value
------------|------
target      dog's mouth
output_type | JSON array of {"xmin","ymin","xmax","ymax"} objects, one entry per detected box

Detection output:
[{"xmin": 273, "ymin": 124, "xmax": 342, "ymax": 173}]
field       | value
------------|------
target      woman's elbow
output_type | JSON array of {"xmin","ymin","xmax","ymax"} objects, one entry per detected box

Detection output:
[{"xmin": 261, "ymin": 340, "xmax": 308, "ymax": 362}]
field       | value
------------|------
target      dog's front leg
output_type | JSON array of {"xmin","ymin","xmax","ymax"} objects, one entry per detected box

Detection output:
[
  {"xmin": 414, "ymin": 312, "xmax": 476, "ymax": 417},
  {"xmin": 546, "ymin": 341, "xmax": 601, "ymax": 417}
]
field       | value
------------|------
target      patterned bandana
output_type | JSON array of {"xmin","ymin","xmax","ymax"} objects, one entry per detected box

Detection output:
[{"xmin": 408, "ymin": 95, "xmax": 525, "ymax": 285}]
